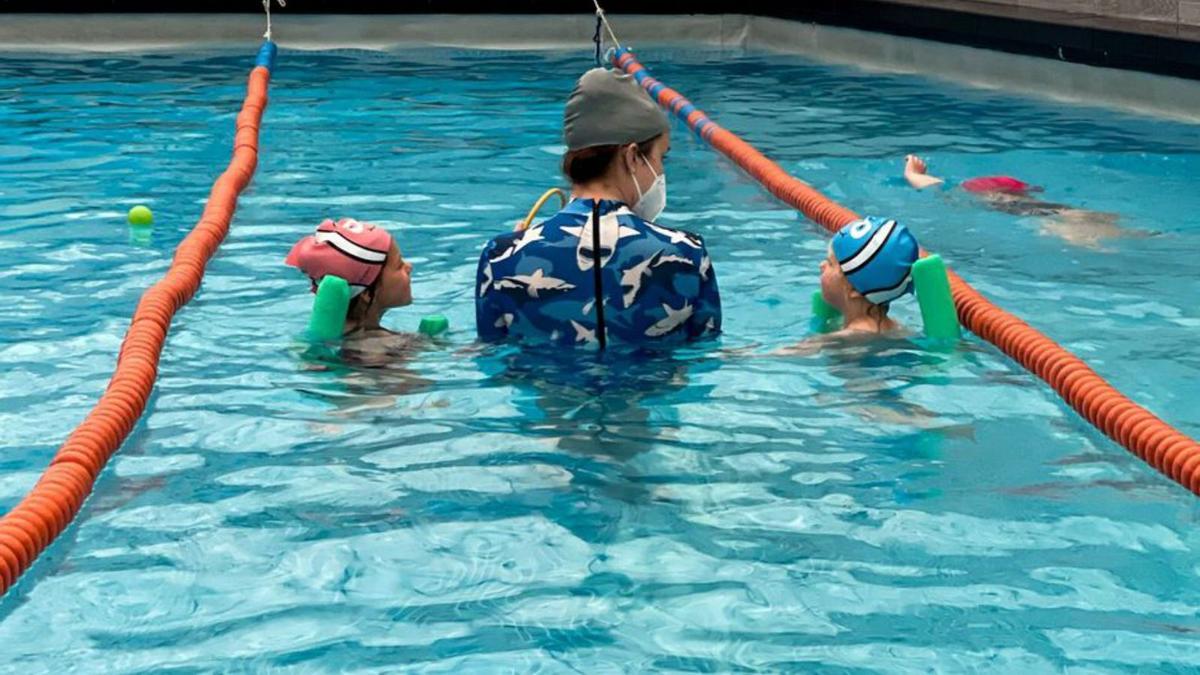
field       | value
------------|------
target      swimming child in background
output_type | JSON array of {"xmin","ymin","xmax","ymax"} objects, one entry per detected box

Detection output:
[
  {"xmin": 285, "ymin": 218, "xmax": 416, "ymax": 356},
  {"xmin": 903, "ymin": 154, "xmax": 1126, "ymax": 248}
]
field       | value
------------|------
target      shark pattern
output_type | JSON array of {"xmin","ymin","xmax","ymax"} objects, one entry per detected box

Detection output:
[
  {"xmin": 570, "ymin": 319, "xmax": 597, "ymax": 345},
  {"xmin": 645, "ymin": 221, "xmax": 703, "ymax": 249},
  {"xmin": 488, "ymin": 225, "xmax": 544, "ymax": 265},
  {"xmin": 494, "ymin": 268, "xmax": 576, "ymax": 298},
  {"xmin": 645, "ymin": 301, "xmax": 694, "ymax": 337},
  {"xmin": 560, "ymin": 210, "xmax": 641, "ymax": 271},
  {"xmin": 475, "ymin": 198, "xmax": 722, "ymax": 346},
  {"xmin": 582, "ymin": 296, "xmax": 608, "ymax": 317},
  {"xmin": 655, "ymin": 254, "xmax": 694, "ymax": 267},
  {"xmin": 619, "ymin": 250, "xmax": 697, "ymax": 308},
  {"xmin": 619, "ymin": 252, "xmax": 660, "ymax": 308},
  {"xmin": 479, "ymin": 261, "xmax": 494, "ymax": 298}
]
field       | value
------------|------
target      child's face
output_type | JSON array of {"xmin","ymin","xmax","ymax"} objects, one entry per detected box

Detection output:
[
  {"xmin": 374, "ymin": 242, "xmax": 413, "ymax": 309},
  {"xmin": 819, "ymin": 248, "xmax": 854, "ymax": 311}
]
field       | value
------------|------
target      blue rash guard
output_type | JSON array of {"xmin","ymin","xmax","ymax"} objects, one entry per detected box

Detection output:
[{"xmin": 475, "ymin": 198, "xmax": 721, "ymax": 348}]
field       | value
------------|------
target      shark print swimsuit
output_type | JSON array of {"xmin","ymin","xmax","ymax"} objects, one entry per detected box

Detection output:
[{"xmin": 475, "ymin": 198, "xmax": 722, "ymax": 348}]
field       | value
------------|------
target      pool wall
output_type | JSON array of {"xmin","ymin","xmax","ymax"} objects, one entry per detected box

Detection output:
[
  {"xmin": 893, "ymin": 0, "xmax": 1200, "ymax": 27},
  {"xmin": 2, "ymin": 13, "xmax": 1199, "ymax": 122},
  {"xmin": 6, "ymin": 0, "xmax": 1200, "ymax": 79}
]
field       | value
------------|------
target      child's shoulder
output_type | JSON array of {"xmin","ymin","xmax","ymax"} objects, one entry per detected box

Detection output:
[{"xmin": 342, "ymin": 328, "xmax": 426, "ymax": 362}]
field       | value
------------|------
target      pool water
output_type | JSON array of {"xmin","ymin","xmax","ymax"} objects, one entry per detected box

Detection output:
[{"xmin": 2, "ymin": 47, "xmax": 1200, "ymax": 671}]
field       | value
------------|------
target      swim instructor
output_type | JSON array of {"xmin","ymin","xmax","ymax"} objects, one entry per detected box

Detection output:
[{"xmin": 475, "ymin": 67, "xmax": 721, "ymax": 349}]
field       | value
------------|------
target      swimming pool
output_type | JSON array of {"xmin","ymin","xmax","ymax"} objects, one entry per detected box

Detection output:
[{"xmin": 1, "ymin": 46, "xmax": 1199, "ymax": 671}]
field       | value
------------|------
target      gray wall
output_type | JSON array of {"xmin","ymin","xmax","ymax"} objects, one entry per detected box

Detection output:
[{"xmin": 914, "ymin": 0, "xmax": 1200, "ymax": 26}]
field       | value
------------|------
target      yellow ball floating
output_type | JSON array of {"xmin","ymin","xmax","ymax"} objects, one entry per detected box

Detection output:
[{"xmin": 128, "ymin": 205, "xmax": 154, "ymax": 226}]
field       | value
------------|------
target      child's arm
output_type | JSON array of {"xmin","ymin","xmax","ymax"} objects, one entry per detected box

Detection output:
[
  {"xmin": 770, "ymin": 335, "xmax": 829, "ymax": 357},
  {"xmin": 904, "ymin": 154, "xmax": 946, "ymax": 190}
]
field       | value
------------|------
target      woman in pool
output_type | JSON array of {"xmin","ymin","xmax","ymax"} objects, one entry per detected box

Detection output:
[
  {"xmin": 285, "ymin": 218, "xmax": 415, "ymax": 353},
  {"xmin": 474, "ymin": 67, "xmax": 721, "ymax": 348},
  {"xmin": 903, "ymin": 154, "xmax": 1124, "ymax": 248}
]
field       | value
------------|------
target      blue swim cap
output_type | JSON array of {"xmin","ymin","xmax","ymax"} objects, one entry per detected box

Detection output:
[{"xmin": 830, "ymin": 217, "xmax": 919, "ymax": 305}]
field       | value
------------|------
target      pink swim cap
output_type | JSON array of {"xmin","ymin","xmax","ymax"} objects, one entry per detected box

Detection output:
[
  {"xmin": 961, "ymin": 175, "xmax": 1038, "ymax": 195},
  {"xmin": 285, "ymin": 218, "xmax": 393, "ymax": 295}
]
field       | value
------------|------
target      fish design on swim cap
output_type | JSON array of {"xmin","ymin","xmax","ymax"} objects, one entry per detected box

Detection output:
[
  {"xmin": 285, "ymin": 218, "xmax": 393, "ymax": 297},
  {"xmin": 830, "ymin": 217, "xmax": 919, "ymax": 305}
]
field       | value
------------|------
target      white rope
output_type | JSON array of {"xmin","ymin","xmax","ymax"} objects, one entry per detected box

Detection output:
[
  {"xmin": 591, "ymin": 0, "xmax": 622, "ymax": 50},
  {"xmin": 263, "ymin": 0, "xmax": 286, "ymax": 41}
]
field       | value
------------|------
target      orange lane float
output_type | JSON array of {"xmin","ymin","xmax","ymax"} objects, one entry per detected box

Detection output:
[
  {"xmin": 0, "ymin": 43, "xmax": 277, "ymax": 597},
  {"xmin": 611, "ymin": 48, "xmax": 1200, "ymax": 496}
]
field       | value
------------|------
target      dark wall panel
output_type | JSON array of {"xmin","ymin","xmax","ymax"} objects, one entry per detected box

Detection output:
[{"xmin": 2, "ymin": 1, "xmax": 1197, "ymax": 80}]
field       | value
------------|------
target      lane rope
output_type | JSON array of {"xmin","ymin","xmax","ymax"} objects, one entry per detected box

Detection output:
[
  {"xmin": 610, "ymin": 47, "xmax": 1200, "ymax": 497},
  {"xmin": 0, "ymin": 42, "xmax": 278, "ymax": 597}
]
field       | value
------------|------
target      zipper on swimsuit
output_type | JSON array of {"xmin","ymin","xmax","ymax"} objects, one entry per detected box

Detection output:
[{"xmin": 591, "ymin": 200, "xmax": 607, "ymax": 350}]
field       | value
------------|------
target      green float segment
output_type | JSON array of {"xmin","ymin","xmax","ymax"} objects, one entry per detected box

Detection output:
[
  {"xmin": 810, "ymin": 291, "xmax": 841, "ymax": 334},
  {"xmin": 307, "ymin": 275, "xmax": 449, "ymax": 341},
  {"xmin": 418, "ymin": 314, "xmax": 450, "ymax": 337},
  {"xmin": 911, "ymin": 255, "xmax": 961, "ymax": 341},
  {"xmin": 308, "ymin": 275, "xmax": 352, "ymax": 342},
  {"xmin": 810, "ymin": 255, "xmax": 960, "ymax": 341}
]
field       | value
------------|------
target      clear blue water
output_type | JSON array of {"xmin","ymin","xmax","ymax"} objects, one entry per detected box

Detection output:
[{"xmin": 2, "ymin": 47, "xmax": 1200, "ymax": 672}]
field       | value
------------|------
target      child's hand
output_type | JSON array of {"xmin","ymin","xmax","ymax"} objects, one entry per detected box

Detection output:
[
  {"xmin": 903, "ymin": 154, "xmax": 944, "ymax": 190},
  {"xmin": 905, "ymin": 154, "xmax": 929, "ymax": 175}
]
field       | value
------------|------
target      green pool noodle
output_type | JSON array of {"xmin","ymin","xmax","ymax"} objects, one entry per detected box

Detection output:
[
  {"xmin": 419, "ymin": 314, "xmax": 449, "ymax": 337},
  {"xmin": 308, "ymin": 275, "xmax": 351, "ymax": 342},
  {"xmin": 811, "ymin": 290, "xmax": 842, "ymax": 334},
  {"xmin": 912, "ymin": 255, "xmax": 961, "ymax": 341}
]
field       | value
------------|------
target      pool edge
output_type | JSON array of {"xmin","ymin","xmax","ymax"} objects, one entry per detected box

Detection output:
[{"xmin": 2, "ymin": 13, "xmax": 1198, "ymax": 122}]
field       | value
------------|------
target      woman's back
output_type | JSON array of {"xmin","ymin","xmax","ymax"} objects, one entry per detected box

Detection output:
[{"xmin": 476, "ymin": 198, "xmax": 720, "ymax": 347}]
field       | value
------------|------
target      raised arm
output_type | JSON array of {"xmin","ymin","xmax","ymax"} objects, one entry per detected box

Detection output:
[{"xmin": 904, "ymin": 154, "xmax": 946, "ymax": 190}]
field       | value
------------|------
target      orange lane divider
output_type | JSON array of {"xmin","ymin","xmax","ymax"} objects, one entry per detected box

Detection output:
[
  {"xmin": 0, "ymin": 43, "xmax": 278, "ymax": 596},
  {"xmin": 612, "ymin": 48, "xmax": 1200, "ymax": 496}
]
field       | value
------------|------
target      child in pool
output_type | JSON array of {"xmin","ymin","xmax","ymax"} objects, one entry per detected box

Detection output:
[
  {"xmin": 820, "ymin": 216, "xmax": 920, "ymax": 335},
  {"xmin": 285, "ymin": 218, "xmax": 416, "ymax": 356},
  {"xmin": 903, "ymin": 154, "xmax": 1125, "ymax": 248},
  {"xmin": 775, "ymin": 216, "xmax": 920, "ymax": 356}
]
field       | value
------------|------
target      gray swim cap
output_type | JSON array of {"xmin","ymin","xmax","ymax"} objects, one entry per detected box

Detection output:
[{"xmin": 563, "ymin": 68, "xmax": 670, "ymax": 151}]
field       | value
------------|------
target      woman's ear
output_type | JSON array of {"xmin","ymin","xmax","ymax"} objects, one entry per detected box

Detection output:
[{"xmin": 622, "ymin": 143, "xmax": 640, "ymax": 175}]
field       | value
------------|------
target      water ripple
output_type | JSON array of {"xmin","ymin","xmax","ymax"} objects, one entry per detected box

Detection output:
[{"xmin": 1, "ymin": 48, "xmax": 1199, "ymax": 671}]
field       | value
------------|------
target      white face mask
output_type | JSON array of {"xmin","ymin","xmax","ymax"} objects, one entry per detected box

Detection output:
[{"xmin": 631, "ymin": 154, "xmax": 667, "ymax": 222}]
